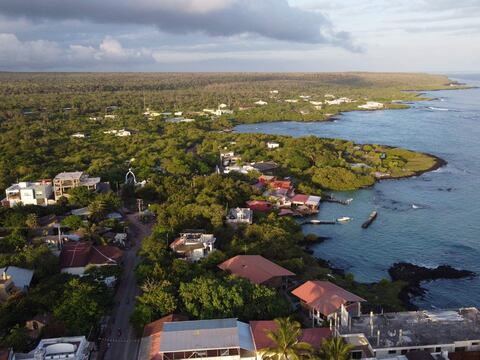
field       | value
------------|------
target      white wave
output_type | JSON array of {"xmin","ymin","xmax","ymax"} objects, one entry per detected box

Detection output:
[{"xmin": 427, "ymin": 106, "xmax": 449, "ymax": 111}]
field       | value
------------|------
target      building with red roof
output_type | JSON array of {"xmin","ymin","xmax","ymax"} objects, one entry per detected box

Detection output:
[
  {"xmin": 291, "ymin": 281, "xmax": 365, "ymax": 326},
  {"xmin": 218, "ymin": 255, "xmax": 294, "ymax": 288},
  {"xmin": 250, "ymin": 320, "xmax": 331, "ymax": 351},
  {"xmin": 246, "ymin": 200, "xmax": 273, "ymax": 213},
  {"xmin": 59, "ymin": 242, "xmax": 123, "ymax": 276}
]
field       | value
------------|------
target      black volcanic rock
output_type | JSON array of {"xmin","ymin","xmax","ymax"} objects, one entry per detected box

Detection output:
[
  {"xmin": 389, "ymin": 262, "xmax": 475, "ymax": 283},
  {"xmin": 388, "ymin": 262, "xmax": 476, "ymax": 310}
]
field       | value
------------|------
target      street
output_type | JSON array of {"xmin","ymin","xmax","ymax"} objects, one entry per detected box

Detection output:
[{"xmin": 102, "ymin": 213, "xmax": 152, "ymax": 360}]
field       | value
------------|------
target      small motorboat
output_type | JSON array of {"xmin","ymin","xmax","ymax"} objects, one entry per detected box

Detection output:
[{"xmin": 337, "ymin": 217, "xmax": 352, "ymax": 223}]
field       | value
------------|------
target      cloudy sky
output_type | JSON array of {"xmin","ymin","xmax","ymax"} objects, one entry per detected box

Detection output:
[{"xmin": 0, "ymin": 0, "xmax": 479, "ymax": 72}]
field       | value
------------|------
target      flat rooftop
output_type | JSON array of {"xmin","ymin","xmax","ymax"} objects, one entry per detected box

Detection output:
[{"xmin": 340, "ymin": 308, "xmax": 480, "ymax": 349}]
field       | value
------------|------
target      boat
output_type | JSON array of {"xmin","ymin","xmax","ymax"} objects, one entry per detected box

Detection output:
[
  {"xmin": 361, "ymin": 210, "xmax": 378, "ymax": 229},
  {"xmin": 337, "ymin": 217, "xmax": 352, "ymax": 223},
  {"xmin": 301, "ymin": 219, "xmax": 336, "ymax": 225}
]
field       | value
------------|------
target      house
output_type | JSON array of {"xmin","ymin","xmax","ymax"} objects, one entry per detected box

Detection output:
[
  {"xmin": 59, "ymin": 242, "xmax": 123, "ymax": 276},
  {"xmin": 268, "ymin": 179, "xmax": 292, "ymax": 191},
  {"xmin": 291, "ymin": 194, "xmax": 321, "ymax": 212},
  {"xmin": 226, "ymin": 208, "xmax": 253, "ymax": 225},
  {"xmin": 170, "ymin": 230, "xmax": 216, "ymax": 262},
  {"xmin": 150, "ymin": 318, "xmax": 256, "ymax": 360},
  {"xmin": 138, "ymin": 314, "xmax": 188, "ymax": 360},
  {"xmin": 246, "ymin": 200, "xmax": 272, "ymax": 213},
  {"xmin": 269, "ymin": 90, "xmax": 279, "ymax": 94},
  {"xmin": 285, "ymin": 99, "xmax": 298, "ymax": 103},
  {"xmin": 70, "ymin": 133, "xmax": 85, "ymax": 138},
  {"xmin": 13, "ymin": 336, "xmax": 92, "ymax": 360},
  {"xmin": 0, "ymin": 266, "xmax": 34, "ymax": 302},
  {"xmin": 358, "ymin": 101, "xmax": 384, "ymax": 110},
  {"xmin": 310, "ymin": 101, "xmax": 323, "ymax": 106},
  {"xmin": 218, "ymin": 255, "xmax": 294, "ymax": 287},
  {"xmin": 339, "ymin": 308, "xmax": 480, "ymax": 359},
  {"xmin": 116, "ymin": 129, "xmax": 131, "ymax": 137},
  {"xmin": 254, "ymin": 100, "xmax": 268, "ymax": 106},
  {"xmin": 53, "ymin": 171, "xmax": 101, "ymax": 200},
  {"xmin": 0, "ymin": 348, "xmax": 11, "ymax": 360},
  {"xmin": 250, "ymin": 320, "xmax": 331, "ymax": 355},
  {"xmin": 104, "ymin": 114, "xmax": 117, "ymax": 119},
  {"xmin": 165, "ymin": 117, "xmax": 195, "ymax": 123},
  {"xmin": 266, "ymin": 142, "xmax": 280, "ymax": 149},
  {"xmin": 250, "ymin": 161, "xmax": 279, "ymax": 175},
  {"xmin": 299, "ymin": 95, "xmax": 311, "ymax": 100},
  {"xmin": 291, "ymin": 281, "xmax": 365, "ymax": 326},
  {"xmin": 3, "ymin": 180, "xmax": 53, "ymax": 207}
]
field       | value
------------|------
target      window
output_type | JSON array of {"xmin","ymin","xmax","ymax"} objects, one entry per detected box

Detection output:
[
  {"xmin": 435, "ymin": 347, "xmax": 441, "ymax": 352},
  {"xmin": 351, "ymin": 351, "xmax": 362, "ymax": 359},
  {"xmin": 401, "ymin": 350, "xmax": 408, "ymax": 355},
  {"xmin": 388, "ymin": 350, "xmax": 397, "ymax": 354}
]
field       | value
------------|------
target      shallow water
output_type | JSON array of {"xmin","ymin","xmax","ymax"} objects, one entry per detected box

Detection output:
[{"xmin": 235, "ymin": 76, "xmax": 480, "ymax": 309}]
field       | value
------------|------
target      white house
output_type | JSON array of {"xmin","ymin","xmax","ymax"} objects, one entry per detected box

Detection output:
[
  {"xmin": 226, "ymin": 208, "xmax": 253, "ymax": 225},
  {"xmin": 104, "ymin": 114, "xmax": 117, "ymax": 119},
  {"xmin": 116, "ymin": 129, "xmax": 131, "ymax": 137},
  {"xmin": 254, "ymin": 100, "xmax": 268, "ymax": 106},
  {"xmin": 358, "ymin": 101, "xmax": 384, "ymax": 110},
  {"xmin": 266, "ymin": 141, "xmax": 280, "ymax": 149},
  {"xmin": 269, "ymin": 90, "xmax": 279, "ymax": 94},
  {"xmin": 309, "ymin": 101, "xmax": 323, "ymax": 106},
  {"xmin": 3, "ymin": 180, "xmax": 53, "ymax": 207},
  {"xmin": 285, "ymin": 99, "xmax": 298, "ymax": 103},
  {"xmin": 170, "ymin": 231, "xmax": 216, "ymax": 262},
  {"xmin": 13, "ymin": 336, "xmax": 92, "ymax": 360},
  {"xmin": 71, "ymin": 133, "xmax": 85, "ymax": 138}
]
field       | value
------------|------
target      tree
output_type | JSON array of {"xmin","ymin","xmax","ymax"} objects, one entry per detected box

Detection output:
[
  {"xmin": 261, "ymin": 317, "xmax": 314, "ymax": 360},
  {"xmin": 25, "ymin": 213, "xmax": 39, "ymax": 230},
  {"xmin": 137, "ymin": 279, "xmax": 178, "ymax": 317},
  {"xmin": 88, "ymin": 199, "xmax": 107, "ymax": 223},
  {"xmin": 53, "ymin": 278, "xmax": 109, "ymax": 335},
  {"xmin": 61, "ymin": 215, "xmax": 83, "ymax": 231},
  {"xmin": 2, "ymin": 324, "xmax": 30, "ymax": 352},
  {"xmin": 317, "ymin": 336, "xmax": 353, "ymax": 360}
]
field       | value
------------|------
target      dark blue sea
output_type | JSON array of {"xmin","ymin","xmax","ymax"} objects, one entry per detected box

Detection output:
[{"xmin": 235, "ymin": 75, "xmax": 480, "ymax": 309}]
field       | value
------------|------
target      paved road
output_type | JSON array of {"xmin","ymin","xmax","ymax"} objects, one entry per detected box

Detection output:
[{"xmin": 102, "ymin": 213, "xmax": 152, "ymax": 360}]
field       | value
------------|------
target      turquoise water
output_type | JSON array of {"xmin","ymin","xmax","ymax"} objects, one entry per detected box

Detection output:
[{"xmin": 235, "ymin": 77, "xmax": 480, "ymax": 309}]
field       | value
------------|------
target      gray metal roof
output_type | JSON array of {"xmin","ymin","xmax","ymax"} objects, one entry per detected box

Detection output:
[
  {"xmin": 0, "ymin": 266, "xmax": 34, "ymax": 290},
  {"xmin": 160, "ymin": 319, "xmax": 255, "ymax": 353}
]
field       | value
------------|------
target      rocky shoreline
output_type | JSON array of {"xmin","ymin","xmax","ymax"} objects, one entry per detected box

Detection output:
[{"xmin": 388, "ymin": 262, "xmax": 476, "ymax": 310}]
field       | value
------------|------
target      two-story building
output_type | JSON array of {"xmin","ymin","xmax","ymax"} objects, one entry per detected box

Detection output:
[
  {"xmin": 3, "ymin": 180, "xmax": 53, "ymax": 207},
  {"xmin": 53, "ymin": 172, "xmax": 100, "ymax": 200},
  {"xmin": 170, "ymin": 230, "xmax": 216, "ymax": 262},
  {"xmin": 13, "ymin": 336, "xmax": 92, "ymax": 360}
]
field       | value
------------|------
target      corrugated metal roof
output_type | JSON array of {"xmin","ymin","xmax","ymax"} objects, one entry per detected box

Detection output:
[{"xmin": 160, "ymin": 319, "xmax": 254, "ymax": 352}]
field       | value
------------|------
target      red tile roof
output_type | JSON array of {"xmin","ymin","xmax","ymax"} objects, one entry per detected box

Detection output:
[
  {"xmin": 143, "ymin": 314, "xmax": 188, "ymax": 360},
  {"xmin": 218, "ymin": 255, "xmax": 294, "ymax": 285},
  {"xmin": 246, "ymin": 200, "xmax": 273, "ymax": 212},
  {"xmin": 59, "ymin": 242, "xmax": 123, "ymax": 268},
  {"xmin": 291, "ymin": 281, "xmax": 365, "ymax": 316},
  {"xmin": 269, "ymin": 180, "xmax": 292, "ymax": 190},
  {"xmin": 291, "ymin": 194, "xmax": 309, "ymax": 203},
  {"xmin": 250, "ymin": 320, "xmax": 331, "ymax": 350}
]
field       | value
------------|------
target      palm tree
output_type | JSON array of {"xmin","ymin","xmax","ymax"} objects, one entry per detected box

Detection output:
[
  {"xmin": 88, "ymin": 199, "xmax": 106, "ymax": 223},
  {"xmin": 318, "ymin": 336, "xmax": 353, "ymax": 360},
  {"xmin": 261, "ymin": 317, "xmax": 314, "ymax": 360},
  {"xmin": 25, "ymin": 213, "xmax": 39, "ymax": 229}
]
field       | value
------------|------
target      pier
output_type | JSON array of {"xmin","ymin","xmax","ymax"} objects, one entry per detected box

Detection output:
[{"xmin": 361, "ymin": 210, "xmax": 378, "ymax": 229}]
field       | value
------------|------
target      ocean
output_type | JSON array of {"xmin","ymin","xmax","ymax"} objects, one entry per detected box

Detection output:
[{"xmin": 235, "ymin": 75, "xmax": 480, "ymax": 309}]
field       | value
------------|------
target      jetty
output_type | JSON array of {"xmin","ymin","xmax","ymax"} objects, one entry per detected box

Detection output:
[
  {"xmin": 302, "ymin": 219, "xmax": 336, "ymax": 225},
  {"xmin": 361, "ymin": 210, "xmax": 378, "ymax": 229},
  {"xmin": 323, "ymin": 195, "xmax": 353, "ymax": 205}
]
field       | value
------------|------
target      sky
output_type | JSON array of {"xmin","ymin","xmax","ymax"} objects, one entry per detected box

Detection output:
[{"xmin": 0, "ymin": 0, "xmax": 479, "ymax": 72}]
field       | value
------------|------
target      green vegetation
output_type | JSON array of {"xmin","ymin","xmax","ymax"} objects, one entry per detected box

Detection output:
[{"xmin": 0, "ymin": 72, "xmax": 450, "ymax": 347}]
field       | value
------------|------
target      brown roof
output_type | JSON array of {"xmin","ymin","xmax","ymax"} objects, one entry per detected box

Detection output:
[
  {"xmin": 0, "ymin": 348, "xmax": 11, "ymax": 360},
  {"xmin": 250, "ymin": 320, "xmax": 331, "ymax": 350},
  {"xmin": 291, "ymin": 281, "xmax": 365, "ymax": 316},
  {"xmin": 60, "ymin": 242, "xmax": 123, "ymax": 268},
  {"xmin": 218, "ymin": 255, "xmax": 295, "ymax": 285},
  {"xmin": 143, "ymin": 314, "xmax": 188, "ymax": 360}
]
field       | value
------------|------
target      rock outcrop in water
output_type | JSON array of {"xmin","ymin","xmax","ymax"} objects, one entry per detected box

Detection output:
[{"xmin": 389, "ymin": 262, "xmax": 476, "ymax": 309}]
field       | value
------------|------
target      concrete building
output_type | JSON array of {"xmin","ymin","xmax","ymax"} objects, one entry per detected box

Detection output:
[
  {"xmin": 170, "ymin": 231, "xmax": 216, "ymax": 262},
  {"xmin": 254, "ymin": 100, "xmax": 267, "ymax": 106},
  {"xmin": 339, "ymin": 308, "xmax": 480, "ymax": 359},
  {"xmin": 13, "ymin": 336, "xmax": 92, "ymax": 360},
  {"xmin": 3, "ymin": 180, "xmax": 53, "ymax": 207},
  {"xmin": 53, "ymin": 172, "xmax": 100, "ymax": 200}
]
